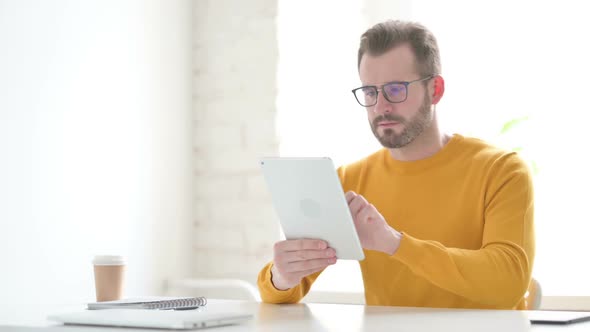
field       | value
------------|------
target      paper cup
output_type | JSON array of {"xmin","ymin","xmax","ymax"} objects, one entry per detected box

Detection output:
[{"xmin": 92, "ymin": 255, "xmax": 125, "ymax": 302}]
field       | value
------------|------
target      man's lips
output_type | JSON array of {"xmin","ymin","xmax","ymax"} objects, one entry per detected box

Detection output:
[{"xmin": 378, "ymin": 121, "xmax": 401, "ymax": 127}]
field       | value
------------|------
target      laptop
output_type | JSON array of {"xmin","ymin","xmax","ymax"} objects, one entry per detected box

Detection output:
[{"xmin": 48, "ymin": 308, "xmax": 253, "ymax": 330}]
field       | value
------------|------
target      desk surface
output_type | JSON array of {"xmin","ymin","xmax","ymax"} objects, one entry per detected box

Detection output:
[{"xmin": 1, "ymin": 299, "xmax": 589, "ymax": 332}]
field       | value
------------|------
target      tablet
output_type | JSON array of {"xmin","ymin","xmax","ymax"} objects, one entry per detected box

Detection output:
[
  {"xmin": 260, "ymin": 157, "xmax": 364, "ymax": 260},
  {"xmin": 526, "ymin": 310, "xmax": 590, "ymax": 325}
]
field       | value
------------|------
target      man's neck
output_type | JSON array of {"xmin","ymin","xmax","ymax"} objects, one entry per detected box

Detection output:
[{"xmin": 388, "ymin": 124, "xmax": 451, "ymax": 162}]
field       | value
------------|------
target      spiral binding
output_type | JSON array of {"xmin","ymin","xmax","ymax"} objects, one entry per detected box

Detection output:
[{"xmin": 143, "ymin": 297, "xmax": 207, "ymax": 310}]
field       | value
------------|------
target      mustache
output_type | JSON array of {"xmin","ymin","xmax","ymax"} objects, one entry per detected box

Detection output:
[{"xmin": 372, "ymin": 114, "xmax": 405, "ymax": 127}]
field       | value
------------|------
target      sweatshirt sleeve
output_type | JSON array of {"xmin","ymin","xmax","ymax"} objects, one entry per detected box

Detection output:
[
  {"xmin": 257, "ymin": 262, "xmax": 323, "ymax": 303},
  {"xmin": 392, "ymin": 154, "xmax": 535, "ymax": 308}
]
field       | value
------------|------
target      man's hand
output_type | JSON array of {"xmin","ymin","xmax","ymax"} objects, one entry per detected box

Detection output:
[
  {"xmin": 270, "ymin": 239, "xmax": 337, "ymax": 290},
  {"xmin": 345, "ymin": 191, "xmax": 402, "ymax": 255}
]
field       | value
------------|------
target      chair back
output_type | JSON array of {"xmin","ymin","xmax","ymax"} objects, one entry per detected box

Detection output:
[{"xmin": 524, "ymin": 277, "xmax": 542, "ymax": 310}]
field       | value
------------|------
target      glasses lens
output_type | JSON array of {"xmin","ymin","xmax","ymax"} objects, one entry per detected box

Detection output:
[
  {"xmin": 383, "ymin": 83, "xmax": 407, "ymax": 102},
  {"xmin": 355, "ymin": 87, "xmax": 377, "ymax": 106}
]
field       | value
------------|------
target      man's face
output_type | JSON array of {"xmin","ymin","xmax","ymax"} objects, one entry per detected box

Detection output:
[{"xmin": 359, "ymin": 44, "xmax": 433, "ymax": 149}]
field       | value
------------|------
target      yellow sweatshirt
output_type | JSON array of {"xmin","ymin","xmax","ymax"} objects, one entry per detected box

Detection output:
[{"xmin": 257, "ymin": 134, "xmax": 535, "ymax": 309}]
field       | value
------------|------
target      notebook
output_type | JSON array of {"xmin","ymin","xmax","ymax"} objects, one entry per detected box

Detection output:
[
  {"xmin": 87, "ymin": 296, "xmax": 207, "ymax": 310},
  {"xmin": 48, "ymin": 308, "xmax": 253, "ymax": 330}
]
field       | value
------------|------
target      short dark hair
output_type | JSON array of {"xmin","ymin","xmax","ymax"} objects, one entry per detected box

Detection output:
[{"xmin": 357, "ymin": 20, "xmax": 441, "ymax": 77}]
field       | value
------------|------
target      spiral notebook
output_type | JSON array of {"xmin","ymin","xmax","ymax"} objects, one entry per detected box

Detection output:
[{"xmin": 87, "ymin": 296, "xmax": 207, "ymax": 310}]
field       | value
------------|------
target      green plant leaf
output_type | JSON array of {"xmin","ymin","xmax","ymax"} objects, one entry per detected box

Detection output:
[
  {"xmin": 530, "ymin": 161, "xmax": 539, "ymax": 175},
  {"xmin": 500, "ymin": 116, "xmax": 529, "ymax": 134}
]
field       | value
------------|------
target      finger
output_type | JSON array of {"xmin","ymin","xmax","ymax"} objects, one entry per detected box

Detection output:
[
  {"xmin": 349, "ymin": 195, "xmax": 369, "ymax": 219},
  {"xmin": 275, "ymin": 239, "xmax": 328, "ymax": 252},
  {"xmin": 281, "ymin": 248, "xmax": 336, "ymax": 263},
  {"xmin": 292, "ymin": 264, "xmax": 334, "ymax": 279},
  {"xmin": 283, "ymin": 257, "xmax": 337, "ymax": 273},
  {"xmin": 345, "ymin": 191, "xmax": 357, "ymax": 204},
  {"xmin": 357, "ymin": 203, "xmax": 376, "ymax": 224}
]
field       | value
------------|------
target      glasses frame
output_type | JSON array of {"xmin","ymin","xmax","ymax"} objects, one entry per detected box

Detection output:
[{"xmin": 351, "ymin": 75, "xmax": 434, "ymax": 107}]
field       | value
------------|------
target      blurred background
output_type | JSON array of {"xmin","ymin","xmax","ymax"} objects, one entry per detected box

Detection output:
[{"xmin": 1, "ymin": 0, "xmax": 589, "ymax": 323}]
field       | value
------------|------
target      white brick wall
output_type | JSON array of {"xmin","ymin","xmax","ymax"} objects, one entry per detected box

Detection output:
[{"xmin": 192, "ymin": 0, "xmax": 279, "ymax": 285}]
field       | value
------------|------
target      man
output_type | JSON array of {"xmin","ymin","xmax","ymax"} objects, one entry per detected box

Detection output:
[{"xmin": 257, "ymin": 20, "xmax": 535, "ymax": 309}]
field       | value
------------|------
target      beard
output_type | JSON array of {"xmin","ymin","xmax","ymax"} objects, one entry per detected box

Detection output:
[{"xmin": 370, "ymin": 92, "xmax": 433, "ymax": 149}]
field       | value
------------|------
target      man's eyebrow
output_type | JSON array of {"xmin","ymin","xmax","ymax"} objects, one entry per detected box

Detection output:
[{"xmin": 361, "ymin": 79, "xmax": 406, "ymax": 86}]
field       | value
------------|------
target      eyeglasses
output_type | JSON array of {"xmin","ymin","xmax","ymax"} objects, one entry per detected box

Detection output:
[{"xmin": 351, "ymin": 75, "xmax": 434, "ymax": 107}]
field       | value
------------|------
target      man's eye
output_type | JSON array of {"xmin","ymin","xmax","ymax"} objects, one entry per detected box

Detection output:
[{"xmin": 386, "ymin": 85, "xmax": 404, "ymax": 96}]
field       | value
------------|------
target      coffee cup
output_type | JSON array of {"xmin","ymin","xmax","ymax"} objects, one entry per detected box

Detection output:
[{"xmin": 92, "ymin": 255, "xmax": 125, "ymax": 302}]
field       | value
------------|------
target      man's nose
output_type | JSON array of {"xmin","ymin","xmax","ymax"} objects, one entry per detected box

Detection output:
[{"xmin": 373, "ymin": 90, "xmax": 392, "ymax": 114}]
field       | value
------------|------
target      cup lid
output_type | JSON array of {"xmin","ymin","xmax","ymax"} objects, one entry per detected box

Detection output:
[{"xmin": 92, "ymin": 255, "xmax": 125, "ymax": 266}]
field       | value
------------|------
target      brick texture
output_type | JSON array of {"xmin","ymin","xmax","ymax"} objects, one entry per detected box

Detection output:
[{"xmin": 192, "ymin": 0, "xmax": 279, "ymax": 285}]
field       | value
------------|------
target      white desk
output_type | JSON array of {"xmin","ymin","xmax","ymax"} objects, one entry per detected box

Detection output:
[{"xmin": 1, "ymin": 299, "xmax": 588, "ymax": 331}]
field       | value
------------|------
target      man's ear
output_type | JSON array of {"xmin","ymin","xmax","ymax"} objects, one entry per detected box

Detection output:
[{"xmin": 431, "ymin": 75, "xmax": 445, "ymax": 105}]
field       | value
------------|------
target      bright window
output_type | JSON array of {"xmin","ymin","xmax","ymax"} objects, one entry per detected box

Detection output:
[{"xmin": 278, "ymin": 0, "xmax": 590, "ymax": 296}]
